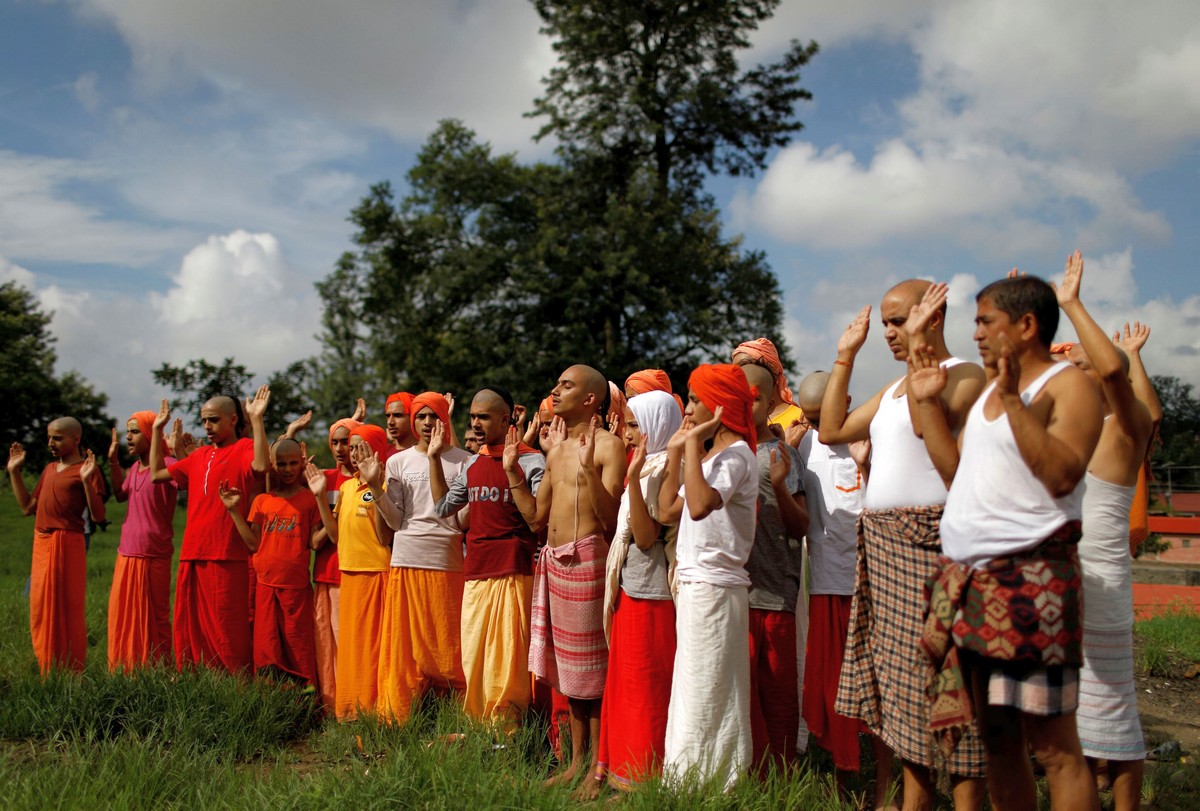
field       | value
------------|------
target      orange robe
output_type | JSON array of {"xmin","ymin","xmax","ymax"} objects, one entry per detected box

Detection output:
[
  {"xmin": 31, "ymin": 529, "xmax": 88, "ymax": 674},
  {"xmin": 108, "ymin": 554, "xmax": 173, "ymax": 670}
]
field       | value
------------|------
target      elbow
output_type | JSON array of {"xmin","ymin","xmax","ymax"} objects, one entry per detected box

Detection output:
[{"xmin": 687, "ymin": 503, "xmax": 714, "ymax": 521}]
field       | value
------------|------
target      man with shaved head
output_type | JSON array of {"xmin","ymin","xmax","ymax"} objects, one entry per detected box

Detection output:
[
  {"xmin": 819, "ymin": 279, "xmax": 988, "ymax": 808},
  {"xmin": 433, "ymin": 385, "xmax": 546, "ymax": 726},
  {"xmin": 525, "ymin": 364, "xmax": 626, "ymax": 796},
  {"xmin": 8, "ymin": 417, "xmax": 106, "ymax": 673},
  {"xmin": 150, "ymin": 388, "xmax": 272, "ymax": 674}
]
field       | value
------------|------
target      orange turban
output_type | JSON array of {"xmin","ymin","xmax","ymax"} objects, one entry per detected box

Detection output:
[
  {"xmin": 607, "ymin": 382, "xmax": 627, "ymax": 437},
  {"xmin": 385, "ymin": 392, "xmax": 414, "ymax": 413},
  {"xmin": 350, "ymin": 424, "xmax": 393, "ymax": 461},
  {"xmin": 129, "ymin": 410, "xmax": 166, "ymax": 450},
  {"xmin": 409, "ymin": 392, "xmax": 451, "ymax": 434},
  {"xmin": 328, "ymin": 418, "xmax": 361, "ymax": 449},
  {"xmin": 734, "ymin": 337, "xmax": 795, "ymax": 407},
  {"xmin": 538, "ymin": 396, "xmax": 555, "ymax": 420},
  {"xmin": 688, "ymin": 363, "xmax": 757, "ymax": 452},
  {"xmin": 625, "ymin": 369, "xmax": 684, "ymax": 413}
]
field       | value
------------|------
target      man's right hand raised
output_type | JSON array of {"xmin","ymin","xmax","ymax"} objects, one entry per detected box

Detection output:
[{"xmin": 837, "ymin": 305, "xmax": 872, "ymax": 359}]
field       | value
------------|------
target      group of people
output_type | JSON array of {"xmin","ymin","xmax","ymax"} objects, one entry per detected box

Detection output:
[{"xmin": 7, "ymin": 251, "xmax": 1160, "ymax": 809}]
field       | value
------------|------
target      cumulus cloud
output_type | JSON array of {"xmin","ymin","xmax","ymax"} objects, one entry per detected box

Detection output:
[{"xmin": 76, "ymin": 0, "xmax": 554, "ymax": 151}]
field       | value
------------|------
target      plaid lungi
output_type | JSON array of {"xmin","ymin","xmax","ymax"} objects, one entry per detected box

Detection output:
[{"xmin": 834, "ymin": 506, "xmax": 985, "ymax": 776}]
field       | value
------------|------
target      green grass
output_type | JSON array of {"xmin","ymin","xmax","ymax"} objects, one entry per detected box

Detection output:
[{"xmin": 1135, "ymin": 603, "xmax": 1200, "ymax": 677}]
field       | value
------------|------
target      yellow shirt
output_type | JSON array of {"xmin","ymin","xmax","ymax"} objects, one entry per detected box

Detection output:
[
  {"xmin": 769, "ymin": 403, "xmax": 804, "ymax": 429},
  {"xmin": 334, "ymin": 477, "xmax": 390, "ymax": 572}
]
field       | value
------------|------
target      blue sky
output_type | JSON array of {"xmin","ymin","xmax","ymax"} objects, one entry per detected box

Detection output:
[{"xmin": 2, "ymin": 1, "xmax": 1198, "ymax": 427}]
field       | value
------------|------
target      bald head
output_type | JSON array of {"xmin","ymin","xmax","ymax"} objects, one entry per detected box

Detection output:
[
  {"xmin": 272, "ymin": 437, "xmax": 303, "ymax": 456},
  {"xmin": 554, "ymin": 364, "xmax": 609, "ymax": 421},
  {"xmin": 471, "ymin": 389, "xmax": 511, "ymax": 417},
  {"xmin": 203, "ymin": 396, "xmax": 238, "ymax": 416},
  {"xmin": 741, "ymin": 364, "xmax": 775, "ymax": 403},
  {"xmin": 48, "ymin": 417, "xmax": 82, "ymax": 438},
  {"xmin": 885, "ymin": 279, "xmax": 933, "ymax": 307},
  {"xmin": 797, "ymin": 371, "xmax": 831, "ymax": 414},
  {"xmin": 565, "ymin": 364, "xmax": 607, "ymax": 401}
]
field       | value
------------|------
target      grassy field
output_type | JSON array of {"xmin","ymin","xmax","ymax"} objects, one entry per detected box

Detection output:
[{"xmin": 0, "ymin": 488, "xmax": 1198, "ymax": 808}]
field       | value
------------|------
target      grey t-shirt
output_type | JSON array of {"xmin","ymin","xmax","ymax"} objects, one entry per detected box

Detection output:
[
  {"xmin": 618, "ymin": 465, "xmax": 675, "ymax": 600},
  {"xmin": 746, "ymin": 437, "xmax": 805, "ymax": 612}
]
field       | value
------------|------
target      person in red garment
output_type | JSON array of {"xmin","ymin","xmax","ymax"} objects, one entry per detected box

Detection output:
[{"xmin": 149, "ymin": 389, "xmax": 271, "ymax": 673}]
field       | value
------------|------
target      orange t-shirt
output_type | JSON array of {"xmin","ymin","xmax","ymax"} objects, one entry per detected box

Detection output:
[
  {"xmin": 248, "ymin": 490, "xmax": 322, "ymax": 589},
  {"xmin": 32, "ymin": 462, "xmax": 106, "ymax": 534}
]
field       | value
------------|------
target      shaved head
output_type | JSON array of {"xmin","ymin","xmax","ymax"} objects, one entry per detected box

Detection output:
[
  {"xmin": 741, "ymin": 364, "xmax": 775, "ymax": 402},
  {"xmin": 203, "ymin": 396, "xmax": 238, "ymax": 415},
  {"xmin": 48, "ymin": 417, "xmax": 82, "ymax": 438},
  {"xmin": 565, "ymin": 364, "xmax": 608, "ymax": 401},
  {"xmin": 885, "ymin": 279, "xmax": 933, "ymax": 307},
  {"xmin": 272, "ymin": 437, "xmax": 303, "ymax": 457},
  {"xmin": 797, "ymin": 371, "xmax": 831, "ymax": 413},
  {"xmin": 471, "ymin": 389, "xmax": 511, "ymax": 417}
]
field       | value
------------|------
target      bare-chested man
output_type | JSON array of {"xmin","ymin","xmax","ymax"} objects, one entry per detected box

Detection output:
[
  {"xmin": 819, "ymin": 280, "xmax": 987, "ymax": 810},
  {"xmin": 914, "ymin": 268, "xmax": 1104, "ymax": 811},
  {"xmin": 526, "ymin": 365, "xmax": 626, "ymax": 797},
  {"xmin": 1058, "ymin": 251, "xmax": 1156, "ymax": 810}
]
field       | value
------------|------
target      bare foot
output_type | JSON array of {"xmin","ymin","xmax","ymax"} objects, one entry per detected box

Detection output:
[
  {"xmin": 543, "ymin": 762, "xmax": 581, "ymax": 787},
  {"xmin": 572, "ymin": 773, "xmax": 603, "ymax": 802}
]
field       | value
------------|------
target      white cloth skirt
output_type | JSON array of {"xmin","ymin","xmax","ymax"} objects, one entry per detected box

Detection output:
[{"xmin": 1076, "ymin": 626, "xmax": 1146, "ymax": 761}]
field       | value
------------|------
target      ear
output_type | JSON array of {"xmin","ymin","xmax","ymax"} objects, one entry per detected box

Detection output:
[{"xmin": 1017, "ymin": 312, "xmax": 1039, "ymax": 343}]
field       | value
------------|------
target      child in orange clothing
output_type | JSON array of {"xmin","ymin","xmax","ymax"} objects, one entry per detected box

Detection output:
[{"xmin": 219, "ymin": 438, "xmax": 325, "ymax": 687}]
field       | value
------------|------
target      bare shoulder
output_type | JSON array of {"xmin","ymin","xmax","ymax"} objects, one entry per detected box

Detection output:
[
  {"xmin": 1043, "ymin": 364, "xmax": 1103, "ymax": 422},
  {"xmin": 947, "ymin": 361, "xmax": 986, "ymax": 386},
  {"xmin": 595, "ymin": 429, "xmax": 627, "ymax": 463}
]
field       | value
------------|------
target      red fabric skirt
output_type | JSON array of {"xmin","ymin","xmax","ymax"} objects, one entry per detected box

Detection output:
[
  {"xmin": 174, "ymin": 560, "xmax": 252, "ymax": 674},
  {"xmin": 254, "ymin": 582, "xmax": 317, "ymax": 686},
  {"xmin": 748, "ymin": 607, "xmax": 800, "ymax": 771},
  {"xmin": 803, "ymin": 594, "xmax": 868, "ymax": 771},
  {"xmin": 597, "ymin": 590, "xmax": 676, "ymax": 789}
]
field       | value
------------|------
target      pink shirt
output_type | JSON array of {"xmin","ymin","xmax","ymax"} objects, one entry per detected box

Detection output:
[{"xmin": 118, "ymin": 459, "xmax": 178, "ymax": 558}]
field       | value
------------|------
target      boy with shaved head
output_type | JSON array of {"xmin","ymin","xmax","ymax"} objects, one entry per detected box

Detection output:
[
  {"xmin": 433, "ymin": 386, "xmax": 546, "ymax": 726},
  {"xmin": 150, "ymin": 388, "xmax": 272, "ymax": 674},
  {"xmin": 525, "ymin": 364, "xmax": 626, "ymax": 796},
  {"xmin": 8, "ymin": 417, "xmax": 106, "ymax": 673},
  {"xmin": 819, "ymin": 279, "xmax": 988, "ymax": 808},
  {"xmin": 733, "ymin": 337, "xmax": 804, "ymax": 440}
]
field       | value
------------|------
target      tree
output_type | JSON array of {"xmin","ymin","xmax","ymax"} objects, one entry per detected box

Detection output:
[
  {"xmin": 1150, "ymin": 375, "xmax": 1200, "ymax": 491},
  {"xmin": 0, "ymin": 281, "xmax": 115, "ymax": 473},
  {"xmin": 152, "ymin": 357, "xmax": 310, "ymax": 437},
  {"xmin": 311, "ymin": 2, "xmax": 815, "ymax": 406}
]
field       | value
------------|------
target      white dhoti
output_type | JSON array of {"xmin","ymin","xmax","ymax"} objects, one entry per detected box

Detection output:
[{"xmin": 664, "ymin": 581, "xmax": 752, "ymax": 792}]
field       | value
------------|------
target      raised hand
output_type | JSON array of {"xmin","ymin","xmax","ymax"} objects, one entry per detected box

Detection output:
[
  {"xmin": 849, "ymin": 438, "xmax": 872, "ymax": 469},
  {"xmin": 179, "ymin": 433, "xmax": 197, "ymax": 456},
  {"xmin": 905, "ymin": 282, "xmax": 948, "ymax": 338},
  {"xmin": 995, "ymin": 333, "xmax": 1022, "ymax": 399},
  {"xmin": 523, "ymin": 413, "xmax": 542, "ymax": 447},
  {"xmin": 837, "ymin": 305, "xmax": 872, "ymax": 357},
  {"xmin": 305, "ymin": 462, "xmax": 327, "ymax": 497},
  {"xmin": 217, "ymin": 480, "xmax": 242, "ymax": 511},
  {"xmin": 80, "ymin": 450, "xmax": 98, "ymax": 481},
  {"xmin": 502, "ymin": 426, "xmax": 521, "ymax": 473},
  {"xmin": 1053, "ymin": 249, "xmax": 1083, "ymax": 307},
  {"xmin": 350, "ymin": 397, "xmax": 367, "ymax": 423},
  {"xmin": 1115, "ymin": 321, "xmax": 1150, "ymax": 355},
  {"xmin": 769, "ymin": 442, "xmax": 791, "ymax": 489},
  {"xmin": 687, "ymin": 405, "xmax": 724, "ymax": 444},
  {"xmin": 355, "ymin": 445, "xmax": 383, "ymax": 487},
  {"xmin": 108, "ymin": 427, "xmax": 120, "ymax": 461},
  {"xmin": 245, "ymin": 385, "xmax": 271, "ymax": 420},
  {"xmin": 542, "ymin": 416, "xmax": 567, "ymax": 454},
  {"xmin": 153, "ymin": 399, "xmax": 171, "ymax": 431},
  {"xmin": 428, "ymin": 420, "xmax": 447, "ymax": 458},
  {"xmin": 607, "ymin": 409, "xmax": 621, "ymax": 435},
  {"xmin": 7, "ymin": 443, "xmax": 25, "ymax": 473},
  {"xmin": 907, "ymin": 344, "xmax": 948, "ymax": 403},
  {"xmin": 443, "ymin": 392, "xmax": 456, "ymax": 417},
  {"xmin": 627, "ymin": 441, "xmax": 647, "ymax": 480},
  {"xmin": 579, "ymin": 416, "xmax": 599, "ymax": 471},
  {"xmin": 784, "ymin": 417, "xmax": 808, "ymax": 449},
  {"xmin": 1006, "ymin": 267, "xmax": 1026, "ymax": 279},
  {"xmin": 512, "ymin": 404, "xmax": 528, "ymax": 430},
  {"xmin": 299, "ymin": 441, "xmax": 312, "ymax": 465},
  {"xmin": 286, "ymin": 410, "xmax": 313, "ymax": 437},
  {"xmin": 667, "ymin": 417, "xmax": 694, "ymax": 454}
]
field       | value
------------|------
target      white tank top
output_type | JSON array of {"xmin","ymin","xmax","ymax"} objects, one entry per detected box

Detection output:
[
  {"xmin": 864, "ymin": 358, "xmax": 966, "ymax": 510},
  {"xmin": 1078, "ymin": 470, "xmax": 1136, "ymax": 630},
  {"xmin": 941, "ymin": 362, "xmax": 1082, "ymax": 567}
]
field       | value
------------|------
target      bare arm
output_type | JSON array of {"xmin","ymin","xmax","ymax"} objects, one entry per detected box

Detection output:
[
  {"xmin": 770, "ymin": 439, "xmax": 808, "ymax": 539},
  {"xmin": 6, "ymin": 444, "xmax": 35, "ymax": 515},
  {"xmin": 580, "ymin": 418, "xmax": 625, "ymax": 536},
  {"xmin": 819, "ymin": 305, "xmax": 877, "ymax": 444},
  {"xmin": 625, "ymin": 445, "xmax": 663, "ymax": 551},
  {"xmin": 355, "ymin": 444, "xmax": 401, "ymax": 534},
  {"xmin": 909, "ymin": 346, "xmax": 961, "ymax": 487},
  {"xmin": 1116, "ymin": 322, "xmax": 1162, "ymax": 432},
  {"xmin": 682, "ymin": 409, "xmax": 726, "ymax": 521},
  {"xmin": 149, "ymin": 400, "xmax": 174, "ymax": 483},
  {"xmin": 218, "ymin": 483, "xmax": 260, "ymax": 553},
  {"xmin": 107, "ymin": 428, "xmax": 127, "ymax": 502},
  {"xmin": 245, "ymin": 385, "xmax": 271, "ymax": 476},
  {"xmin": 657, "ymin": 420, "xmax": 691, "ymax": 525},
  {"xmin": 507, "ymin": 427, "xmax": 543, "ymax": 531},
  {"xmin": 79, "ymin": 451, "xmax": 106, "ymax": 524},
  {"xmin": 305, "ymin": 462, "xmax": 338, "ymax": 544}
]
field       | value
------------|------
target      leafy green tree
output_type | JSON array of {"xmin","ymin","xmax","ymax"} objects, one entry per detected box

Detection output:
[
  {"xmin": 152, "ymin": 357, "xmax": 310, "ymax": 437},
  {"xmin": 1150, "ymin": 375, "xmax": 1200, "ymax": 491},
  {"xmin": 312, "ymin": 1, "xmax": 816, "ymax": 406},
  {"xmin": 0, "ymin": 281, "xmax": 115, "ymax": 474}
]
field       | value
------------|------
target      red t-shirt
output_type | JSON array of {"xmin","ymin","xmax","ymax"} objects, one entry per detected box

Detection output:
[
  {"xmin": 32, "ymin": 461, "xmax": 106, "ymax": 534},
  {"xmin": 169, "ymin": 438, "xmax": 258, "ymax": 561},
  {"xmin": 249, "ymin": 490, "xmax": 322, "ymax": 589},
  {"xmin": 461, "ymin": 453, "xmax": 541, "ymax": 581},
  {"xmin": 312, "ymin": 469, "xmax": 350, "ymax": 584}
]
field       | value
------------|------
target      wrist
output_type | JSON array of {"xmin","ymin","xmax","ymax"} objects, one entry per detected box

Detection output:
[{"xmin": 835, "ymin": 350, "xmax": 857, "ymax": 364}]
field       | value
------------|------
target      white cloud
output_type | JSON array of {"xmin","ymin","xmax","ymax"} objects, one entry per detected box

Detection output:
[
  {"xmin": 73, "ymin": 71, "xmax": 101, "ymax": 112},
  {"xmin": 75, "ymin": 0, "xmax": 554, "ymax": 151},
  {"xmin": 0, "ymin": 255, "xmax": 36, "ymax": 288}
]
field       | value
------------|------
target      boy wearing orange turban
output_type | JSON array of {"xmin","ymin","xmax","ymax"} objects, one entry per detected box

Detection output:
[
  {"xmin": 106, "ymin": 411, "xmax": 178, "ymax": 671},
  {"xmin": 657, "ymin": 363, "xmax": 760, "ymax": 791},
  {"xmin": 385, "ymin": 392, "xmax": 416, "ymax": 452},
  {"xmin": 733, "ymin": 338, "xmax": 804, "ymax": 441}
]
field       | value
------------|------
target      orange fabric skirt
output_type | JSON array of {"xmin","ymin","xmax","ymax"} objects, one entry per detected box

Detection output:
[
  {"xmin": 30, "ymin": 529, "xmax": 87, "ymax": 674},
  {"xmin": 174, "ymin": 560, "xmax": 252, "ymax": 674},
  {"xmin": 108, "ymin": 554, "xmax": 173, "ymax": 671},
  {"xmin": 313, "ymin": 582, "xmax": 340, "ymax": 712},
  {"xmin": 376, "ymin": 567, "xmax": 466, "ymax": 724},
  {"xmin": 335, "ymin": 570, "xmax": 388, "ymax": 720}
]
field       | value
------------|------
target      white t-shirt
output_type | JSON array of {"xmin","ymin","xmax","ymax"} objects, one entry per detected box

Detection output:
[
  {"xmin": 384, "ymin": 445, "xmax": 471, "ymax": 571},
  {"xmin": 800, "ymin": 430, "xmax": 863, "ymax": 596},
  {"xmin": 674, "ymin": 441, "xmax": 759, "ymax": 588}
]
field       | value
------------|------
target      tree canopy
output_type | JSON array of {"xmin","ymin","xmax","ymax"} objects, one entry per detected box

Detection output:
[
  {"xmin": 153, "ymin": 357, "xmax": 310, "ymax": 437},
  {"xmin": 309, "ymin": 0, "xmax": 816, "ymax": 408}
]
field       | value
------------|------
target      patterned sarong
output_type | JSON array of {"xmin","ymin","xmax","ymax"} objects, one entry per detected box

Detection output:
[
  {"xmin": 529, "ymin": 534, "xmax": 610, "ymax": 700},
  {"xmin": 835, "ymin": 506, "xmax": 985, "ymax": 776},
  {"xmin": 922, "ymin": 523, "xmax": 1083, "ymax": 759}
]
